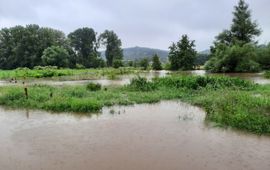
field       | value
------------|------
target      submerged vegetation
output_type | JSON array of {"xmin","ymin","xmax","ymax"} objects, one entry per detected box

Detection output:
[
  {"xmin": 0, "ymin": 75, "xmax": 269, "ymax": 134},
  {"xmin": 0, "ymin": 67, "xmax": 141, "ymax": 79}
]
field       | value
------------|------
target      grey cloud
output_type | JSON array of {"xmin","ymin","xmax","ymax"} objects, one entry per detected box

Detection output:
[{"xmin": 0, "ymin": 0, "xmax": 269, "ymax": 51}]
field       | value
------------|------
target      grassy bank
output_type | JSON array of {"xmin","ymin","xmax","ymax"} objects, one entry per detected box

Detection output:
[
  {"xmin": 0, "ymin": 75, "xmax": 269, "ymax": 134},
  {"xmin": 0, "ymin": 67, "xmax": 141, "ymax": 80}
]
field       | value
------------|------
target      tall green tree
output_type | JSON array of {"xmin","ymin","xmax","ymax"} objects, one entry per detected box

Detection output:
[
  {"xmin": 152, "ymin": 54, "xmax": 162, "ymax": 70},
  {"xmin": 168, "ymin": 35, "xmax": 197, "ymax": 70},
  {"xmin": 99, "ymin": 30, "xmax": 123, "ymax": 67},
  {"xmin": 139, "ymin": 58, "xmax": 149, "ymax": 70},
  {"xmin": 206, "ymin": 0, "xmax": 261, "ymax": 73},
  {"xmin": 231, "ymin": 0, "xmax": 261, "ymax": 44},
  {"xmin": 0, "ymin": 25, "xmax": 67, "ymax": 69},
  {"xmin": 68, "ymin": 28, "xmax": 101, "ymax": 68}
]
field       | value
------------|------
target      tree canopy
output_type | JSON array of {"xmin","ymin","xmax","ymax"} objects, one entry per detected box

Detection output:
[
  {"xmin": 206, "ymin": 0, "xmax": 261, "ymax": 73},
  {"xmin": 42, "ymin": 46, "xmax": 69, "ymax": 68},
  {"xmin": 68, "ymin": 28, "xmax": 102, "ymax": 68},
  {"xmin": 0, "ymin": 25, "xmax": 67, "ymax": 69},
  {"xmin": 152, "ymin": 54, "xmax": 162, "ymax": 70},
  {"xmin": 99, "ymin": 30, "xmax": 123, "ymax": 67},
  {"xmin": 168, "ymin": 35, "xmax": 197, "ymax": 70}
]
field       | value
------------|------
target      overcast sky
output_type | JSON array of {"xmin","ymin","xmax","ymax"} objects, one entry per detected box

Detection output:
[{"xmin": 0, "ymin": 0, "xmax": 269, "ymax": 51}]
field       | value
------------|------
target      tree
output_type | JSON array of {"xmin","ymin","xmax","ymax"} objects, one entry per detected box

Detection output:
[
  {"xmin": 231, "ymin": 0, "xmax": 261, "ymax": 44},
  {"xmin": 152, "ymin": 54, "xmax": 162, "ymax": 70},
  {"xmin": 205, "ymin": 43, "xmax": 260, "ymax": 73},
  {"xmin": 42, "ymin": 46, "xmax": 69, "ymax": 68},
  {"xmin": 112, "ymin": 59, "xmax": 123, "ymax": 68},
  {"xmin": 99, "ymin": 30, "xmax": 123, "ymax": 67},
  {"xmin": 0, "ymin": 24, "xmax": 67, "ymax": 69},
  {"xmin": 139, "ymin": 58, "xmax": 149, "ymax": 70},
  {"xmin": 206, "ymin": 0, "xmax": 261, "ymax": 73},
  {"xmin": 68, "ymin": 27, "xmax": 101, "ymax": 68},
  {"xmin": 168, "ymin": 35, "xmax": 197, "ymax": 70},
  {"xmin": 195, "ymin": 53, "xmax": 210, "ymax": 66},
  {"xmin": 255, "ymin": 43, "xmax": 270, "ymax": 69}
]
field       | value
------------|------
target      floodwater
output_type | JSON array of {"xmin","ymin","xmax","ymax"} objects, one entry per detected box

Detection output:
[
  {"xmin": 0, "ymin": 101, "xmax": 269, "ymax": 170},
  {"xmin": 0, "ymin": 70, "xmax": 169, "ymax": 87},
  {"xmin": 0, "ymin": 70, "xmax": 269, "ymax": 87}
]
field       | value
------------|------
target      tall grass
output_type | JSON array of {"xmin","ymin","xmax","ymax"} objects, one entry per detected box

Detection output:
[{"xmin": 0, "ymin": 67, "xmax": 141, "ymax": 79}]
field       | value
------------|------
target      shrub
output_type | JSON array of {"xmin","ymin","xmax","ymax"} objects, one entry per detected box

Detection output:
[
  {"xmin": 112, "ymin": 60, "xmax": 123, "ymax": 68},
  {"xmin": 206, "ymin": 43, "xmax": 260, "ymax": 73},
  {"xmin": 139, "ymin": 58, "xmax": 149, "ymax": 70},
  {"xmin": 75, "ymin": 64, "xmax": 85, "ymax": 69},
  {"xmin": 41, "ymin": 46, "xmax": 69, "ymax": 68},
  {"xmin": 128, "ymin": 76, "xmax": 157, "ymax": 91},
  {"xmin": 152, "ymin": 54, "xmax": 163, "ymax": 70},
  {"xmin": 153, "ymin": 75, "xmax": 254, "ymax": 90},
  {"xmin": 86, "ymin": 82, "xmax": 102, "ymax": 91},
  {"xmin": 265, "ymin": 71, "xmax": 270, "ymax": 78}
]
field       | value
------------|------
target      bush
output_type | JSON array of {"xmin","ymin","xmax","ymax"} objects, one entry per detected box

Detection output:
[
  {"xmin": 128, "ymin": 76, "xmax": 157, "ymax": 91},
  {"xmin": 255, "ymin": 44, "xmax": 270, "ymax": 69},
  {"xmin": 265, "ymin": 71, "xmax": 270, "ymax": 78},
  {"xmin": 139, "ymin": 58, "xmax": 149, "ymax": 70},
  {"xmin": 86, "ymin": 82, "xmax": 102, "ymax": 91},
  {"xmin": 41, "ymin": 46, "xmax": 69, "ymax": 68},
  {"xmin": 75, "ymin": 64, "xmax": 85, "ymax": 69},
  {"xmin": 235, "ymin": 60, "xmax": 260, "ymax": 72},
  {"xmin": 153, "ymin": 75, "xmax": 254, "ymax": 90},
  {"xmin": 206, "ymin": 43, "xmax": 260, "ymax": 73},
  {"xmin": 112, "ymin": 60, "xmax": 123, "ymax": 68},
  {"xmin": 152, "ymin": 54, "xmax": 163, "ymax": 70}
]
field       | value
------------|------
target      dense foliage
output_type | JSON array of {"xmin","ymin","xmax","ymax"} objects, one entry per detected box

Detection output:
[
  {"xmin": 205, "ymin": 43, "xmax": 260, "ymax": 72},
  {"xmin": 254, "ymin": 44, "xmax": 270, "ymax": 69},
  {"xmin": 86, "ymin": 83, "xmax": 102, "ymax": 91},
  {"xmin": 42, "ymin": 46, "xmax": 69, "ymax": 68},
  {"xmin": 168, "ymin": 35, "xmax": 197, "ymax": 70},
  {"xmin": 265, "ymin": 71, "xmax": 270, "ymax": 78},
  {"xmin": 0, "ymin": 25, "xmax": 67, "ymax": 69},
  {"xmin": 151, "ymin": 54, "xmax": 162, "ymax": 70},
  {"xmin": 99, "ymin": 30, "xmax": 123, "ymax": 67},
  {"xmin": 0, "ymin": 26, "xmax": 124, "ymax": 69},
  {"xmin": 139, "ymin": 58, "xmax": 149, "ymax": 70},
  {"xmin": 68, "ymin": 28, "xmax": 103, "ymax": 68},
  {"xmin": 195, "ymin": 53, "xmax": 210, "ymax": 66},
  {"xmin": 206, "ymin": 0, "xmax": 262, "ymax": 73}
]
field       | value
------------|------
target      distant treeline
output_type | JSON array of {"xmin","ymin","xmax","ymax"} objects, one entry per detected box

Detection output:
[
  {"xmin": 0, "ymin": 0, "xmax": 269, "ymax": 72},
  {"xmin": 0, "ymin": 26, "xmax": 123, "ymax": 69}
]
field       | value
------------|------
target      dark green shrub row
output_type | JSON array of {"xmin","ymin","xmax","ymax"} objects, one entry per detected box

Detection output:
[
  {"xmin": 128, "ymin": 77, "xmax": 157, "ymax": 91},
  {"xmin": 153, "ymin": 75, "xmax": 254, "ymax": 90}
]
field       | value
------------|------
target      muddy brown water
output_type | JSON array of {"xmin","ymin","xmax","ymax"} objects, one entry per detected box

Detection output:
[
  {"xmin": 0, "ymin": 71, "xmax": 169, "ymax": 87},
  {"xmin": 1, "ymin": 70, "xmax": 270, "ymax": 86},
  {"xmin": 0, "ymin": 101, "xmax": 269, "ymax": 170}
]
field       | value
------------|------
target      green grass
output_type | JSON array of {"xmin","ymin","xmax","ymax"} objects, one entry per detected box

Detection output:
[
  {"xmin": 0, "ymin": 67, "xmax": 141, "ymax": 80},
  {"xmin": 0, "ymin": 75, "xmax": 269, "ymax": 134}
]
